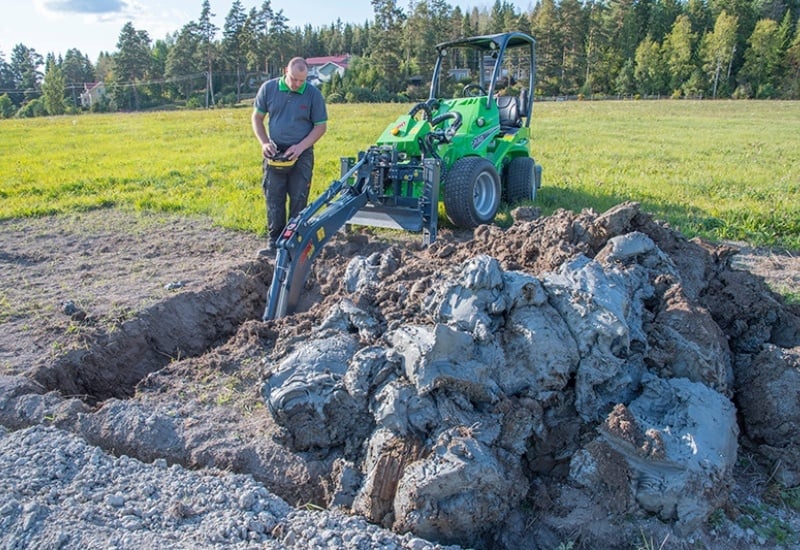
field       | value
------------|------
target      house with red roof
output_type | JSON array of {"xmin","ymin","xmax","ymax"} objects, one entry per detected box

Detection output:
[{"xmin": 305, "ymin": 55, "xmax": 351, "ymax": 86}]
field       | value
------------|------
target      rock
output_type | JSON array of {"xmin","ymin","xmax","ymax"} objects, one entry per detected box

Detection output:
[
  {"xmin": 393, "ymin": 426, "xmax": 528, "ymax": 544},
  {"xmin": 262, "ymin": 333, "xmax": 371, "ymax": 451},
  {"xmin": 734, "ymin": 344, "xmax": 800, "ymax": 485},
  {"xmin": 573, "ymin": 374, "xmax": 739, "ymax": 535}
]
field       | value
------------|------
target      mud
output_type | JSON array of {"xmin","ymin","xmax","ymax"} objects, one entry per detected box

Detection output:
[{"xmin": 1, "ymin": 204, "xmax": 800, "ymax": 549}]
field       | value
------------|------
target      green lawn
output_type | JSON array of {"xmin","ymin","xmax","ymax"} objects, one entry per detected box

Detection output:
[
  {"xmin": 532, "ymin": 100, "xmax": 800, "ymax": 250},
  {"xmin": 1, "ymin": 100, "xmax": 798, "ymax": 250}
]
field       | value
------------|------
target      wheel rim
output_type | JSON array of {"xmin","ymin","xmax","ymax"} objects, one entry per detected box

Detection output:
[{"xmin": 473, "ymin": 170, "xmax": 497, "ymax": 218}]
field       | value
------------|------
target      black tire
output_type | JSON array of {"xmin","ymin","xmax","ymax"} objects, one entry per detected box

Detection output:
[
  {"xmin": 504, "ymin": 156, "xmax": 536, "ymax": 204},
  {"xmin": 444, "ymin": 157, "xmax": 501, "ymax": 229}
]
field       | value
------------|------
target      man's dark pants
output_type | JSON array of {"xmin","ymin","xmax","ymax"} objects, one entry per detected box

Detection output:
[{"xmin": 261, "ymin": 149, "xmax": 314, "ymax": 245}]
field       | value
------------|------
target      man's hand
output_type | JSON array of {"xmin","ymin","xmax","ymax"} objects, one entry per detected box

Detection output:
[
  {"xmin": 262, "ymin": 139, "xmax": 278, "ymax": 159},
  {"xmin": 282, "ymin": 144, "xmax": 303, "ymax": 160}
]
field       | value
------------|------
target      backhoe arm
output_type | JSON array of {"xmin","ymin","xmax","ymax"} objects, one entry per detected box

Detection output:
[{"xmin": 263, "ymin": 156, "xmax": 370, "ymax": 320}]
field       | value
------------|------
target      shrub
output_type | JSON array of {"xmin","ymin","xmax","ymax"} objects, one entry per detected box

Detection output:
[
  {"xmin": 186, "ymin": 96, "xmax": 203, "ymax": 109},
  {"xmin": 345, "ymin": 87, "xmax": 375, "ymax": 103},
  {"xmin": 16, "ymin": 98, "xmax": 46, "ymax": 118},
  {"xmin": 216, "ymin": 93, "xmax": 239, "ymax": 107},
  {"xmin": 0, "ymin": 94, "xmax": 14, "ymax": 118},
  {"xmin": 90, "ymin": 96, "xmax": 114, "ymax": 113},
  {"xmin": 326, "ymin": 92, "xmax": 345, "ymax": 104}
]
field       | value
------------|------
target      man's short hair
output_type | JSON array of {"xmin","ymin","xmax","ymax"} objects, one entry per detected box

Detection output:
[{"xmin": 288, "ymin": 57, "xmax": 308, "ymax": 72}]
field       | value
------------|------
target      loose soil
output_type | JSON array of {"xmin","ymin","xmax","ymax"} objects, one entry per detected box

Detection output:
[{"xmin": 1, "ymin": 206, "xmax": 799, "ymax": 549}]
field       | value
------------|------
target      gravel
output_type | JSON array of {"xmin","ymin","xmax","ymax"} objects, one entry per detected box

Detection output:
[{"xmin": 0, "ymin": 425, "xmax": 459, "ymax": 550}]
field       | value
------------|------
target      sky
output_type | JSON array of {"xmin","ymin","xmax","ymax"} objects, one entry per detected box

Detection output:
[{"xmin": 1, "ymin": 0, "xmax": 534, "ymax": 63}]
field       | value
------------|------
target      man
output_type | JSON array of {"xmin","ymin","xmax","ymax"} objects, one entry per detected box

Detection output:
[{"xmin": 251, "ymin": 57, "xmax": 328, "ymax": 256}]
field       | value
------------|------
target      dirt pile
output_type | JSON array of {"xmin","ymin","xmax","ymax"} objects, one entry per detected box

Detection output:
[{"xmin": 1, "ymin": 204, "xmax": 799, "ymax": 549}]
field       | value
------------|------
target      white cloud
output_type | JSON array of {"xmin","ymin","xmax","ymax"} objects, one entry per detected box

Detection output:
[{"xmin": 40, "ymin": 0, "xmax": 128, "ymax": 15}]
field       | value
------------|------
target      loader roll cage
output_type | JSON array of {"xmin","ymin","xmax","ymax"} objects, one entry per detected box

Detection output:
[{"xmin": 429, "ymin": 32, "xmax": 536, "ymax": 128}]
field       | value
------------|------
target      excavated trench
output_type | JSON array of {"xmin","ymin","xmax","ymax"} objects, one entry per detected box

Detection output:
[{"xmin": 27, "ymin": 259, "xmax": 270, "ymax": 405}]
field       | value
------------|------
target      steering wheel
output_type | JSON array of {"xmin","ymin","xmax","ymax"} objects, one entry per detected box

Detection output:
[{"xmin": 462, "ymin": 84, "xmax": 487, "ymax": 97}]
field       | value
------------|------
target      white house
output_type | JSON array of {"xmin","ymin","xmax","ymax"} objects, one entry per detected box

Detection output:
[
  {"xmin": 80, "ymin": 82, "xmax": 106, "ymax": 108},
  {"xmin": 305, "ymin": 55, "xmax": 351, "ymax": 86}
]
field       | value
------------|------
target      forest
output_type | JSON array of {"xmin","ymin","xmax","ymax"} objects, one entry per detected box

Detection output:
[{"xmin": 1, "ymin": 0, "xmax": 799, "ymax": 117}]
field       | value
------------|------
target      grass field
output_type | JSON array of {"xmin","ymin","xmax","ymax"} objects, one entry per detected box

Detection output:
[{"xmin": 1, "ymin": 100, "xmax": 798, "ymax": 250}]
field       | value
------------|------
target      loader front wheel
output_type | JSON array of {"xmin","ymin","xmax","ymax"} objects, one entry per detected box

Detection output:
[
  {"xmin": 444, "ymin": 157, "xmax": 501, "ymax": 229},
  {"xmin": 505, "ymin": 156, "xmax": 536, "ymax": 204}
]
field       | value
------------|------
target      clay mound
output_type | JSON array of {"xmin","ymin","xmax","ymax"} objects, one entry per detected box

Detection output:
[
  {"xmin": 1, "ymin": 202, "xmax": 799, "ymax": 549},
  {"xmin": 258, "ymin": 202, "xmax": 800, "ymax": 546}
]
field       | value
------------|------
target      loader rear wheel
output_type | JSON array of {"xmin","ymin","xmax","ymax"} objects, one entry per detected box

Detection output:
[
  {"xmin": 444, "ymin": 157, "xmax": 501, "ymax": 229},
  {"xmin": 505, "ymin": 156, "xmax": 536, "ymax": 204}
]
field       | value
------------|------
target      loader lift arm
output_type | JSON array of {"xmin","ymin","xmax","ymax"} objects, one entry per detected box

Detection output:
[{"xmin": 263, "ymin": 146, "xmax": 441, "ymax": 320}]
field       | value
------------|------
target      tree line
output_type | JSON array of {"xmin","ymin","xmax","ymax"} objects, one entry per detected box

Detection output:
[{"xmin": 1, "ymin": 0, "xmax": 799, "ymax": 118}]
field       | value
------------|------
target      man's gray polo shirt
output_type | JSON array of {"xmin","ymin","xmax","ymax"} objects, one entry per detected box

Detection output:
[{"xmin": 254, "ymin": 77, "xmax": 327, "ymax": 150}]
